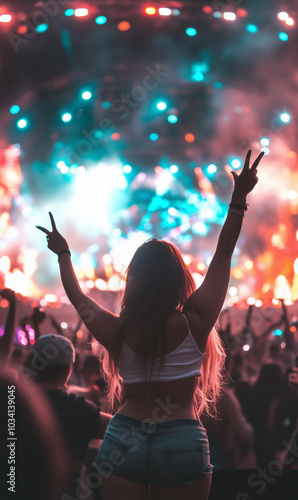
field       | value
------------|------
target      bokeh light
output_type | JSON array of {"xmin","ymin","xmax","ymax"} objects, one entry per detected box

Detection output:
[
  {"xmin": 61, "ymin": 112, "xmax": 72, "ymax": 122},
  {"xmin": 95, "ymin": 16, "xmax": 107, "ymax": 24},
  {"xmin": 167, "ymin": 114, "xmax": 178, "ymax": 123},
  {"xmin": 186, "ymin": 27, "xmax": 197, "ymax": 37},
  {"xmin": 118, "ymin": 21, "xmax": 130, "ymax": 31}
]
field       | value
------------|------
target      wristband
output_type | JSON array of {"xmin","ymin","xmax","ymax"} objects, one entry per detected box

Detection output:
[
  {"xmin": 58, "ymin": 249, "xmax": 71, "ymax": 260},
  {"xmin": 229, "ymin": 202, "xmax": 248, "ymax": 212},
  {"xmin": 229, "ymin": 208, "xmax": 245, "ymax": 216}
]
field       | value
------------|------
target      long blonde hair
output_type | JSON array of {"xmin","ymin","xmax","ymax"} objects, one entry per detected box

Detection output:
[{"xmin": 99, "ymin": 239, "xmax": 226, "ymax": 417}]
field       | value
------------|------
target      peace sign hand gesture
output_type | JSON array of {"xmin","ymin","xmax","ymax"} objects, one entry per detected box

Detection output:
[
  {"xmin": 231, "ymin": 150, "xmax": 264, "ymax": 197},
  {"xmin": 36, "ymin": 212, "xmax": 69, "ymax": 255}
]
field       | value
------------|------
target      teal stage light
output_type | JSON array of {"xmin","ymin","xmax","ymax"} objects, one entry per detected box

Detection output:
[
  {"xmin": 95, "ymin": 16, "xmax": 107, "ymax": 25},
  {"xmin": 82, "ymin": 91, "xmax": 92, "ymax": 100},
  {"xmin": 61, "ymin": 113, "xmax": 72, "ymax": 123},
  {"xmin": 260, "ymin": 137, "xmax": 270, "ymax": 146},
  {"xmin": 17, "ymin": 118, "xmax": 28, "ymax": 129},
  {"xmin": 280, "ymin": 112, "xmax": 290, "ymax": 123},
  {"xmin": 10, "ymin": 105, "xmax": 20, "ymax": 115},
  {"xmin": 123, "ymin": 165, "xmax": 132, "ymax": 173},
  {"xmin": 64, "ymin": 9, "xmax": 74, "ymax": 16},
  {"xmin": 231, "ymin": 159, "xmax": 241, "ymax": 169},
  {"xmin": 186, "ymin": 27, "xmax": 197, "ymax": 37},
  {"xmin": 279, "ymin": 32, "xmax": 288, "ymax": 41},
  {"xmin": 102, "ymin": 101, "xmax": 111, "ymax": 109},
  {"xmin": 36, "ymin": 24, "xmax": 48, "ymax": 33},
  {"xmin": 167, "ymin": 115, "xmax": 178, "ymax": 123},
  {"xmin": 246, "ymin": 24, "xmax": 258, "ymax": 33},
  {"xmin": 207, "ymin": 164, "xmax": 217, "ymax": 174},
  {"xmin": 149, "ymin": 133, "xmax": 159, "ymax": 141},
  {"xmin": 157, "ymin": 101, "xmax": 167, "ymax": 110}
]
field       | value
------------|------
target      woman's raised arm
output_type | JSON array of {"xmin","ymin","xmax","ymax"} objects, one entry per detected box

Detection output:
[
  {"xmin": 36, "ymin": 213, "xmax": 117, "ymax": 347},
  {"xmin": 184, "ymin": 150, "xmax": 264, "ymax": 342}
]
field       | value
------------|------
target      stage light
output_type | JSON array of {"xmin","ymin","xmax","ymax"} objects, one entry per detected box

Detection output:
[
  {"xmin": 17, "ymin": 118, "xmax": 28, "ymax": 129},
  {"xmin": 280, "ymin": 112, "xmax": 290, "ymax": 122},
  {"xmin": 157, "ymin": 101, "xmax": 167, "ymax": 110},
  {"xmin": 82, "ymin": 90, "xmax": 92, "ymax": 100},
  {"xmin": 214, "ymin": 82, "xmax": 223, "ymax": 89},
  {"xmin": 231, "ymin": 158, "xmax": 241, "ymax": 169},
  {"xmin": 170, "ymin": 165, "xmax": 179, "ymax": 173},
  {"xmin": 223, "ymin": 12, "xmax": 236, "ymax": 21},
  {"xmin": 186, "ymin": 27, "xmax": 197, "ymax": 36},
  {"xmin": 18, "ymin": 25, "xmax": 28, "ymax": 34},
  {"xmin": 10, "ymin": 105, "xmax": 20, "ymax": 115},
  {"xmin": 123, "ymin": 164, "xmax": 132, "ymax": 173},
  {"xmin": 118, "ymin": 21, "xmax": 130, "ymax": 31},
  {"xmin": 285, "ymin": 17, "xmax": 294, "ymax": 26},
  {"xmin": 213, "ymin": 12, "xmax": 222, "ymax": 18},
  {"xmin": 172, "ymin": 9, "xmax": 180, "ymax": 16},
  {"xmin": 0, "ymin": 256, "xmax": 10, "ymax": 273},
  {"xmin": 277, "ymin": 12, "xmax": 288, "ymax": 21},
  {"xmin": 145, "ymin": 7, "xmax": 156, "ymax": 15},
  {"xmin": 237, "ymin": 9, "xmax": 248, "ymax": 17},
  {"xmin": 203, "ymin": 6, "xmax": 213, "ymax": 14},
  {"xmin": 149, "ymin": 133, "xmax": 159, "ymax": 141},
  {"xmin": 279, "ymin": 32, "xmax": 288, "ymax": 41},
  {"xmin": 261, "ymin": 147, "xmax": 270, "ymax": 155},
  {"xmin": 207, "ymin": 164, "xmax": 217, "ymax": 174},
  {"xmin": 61, "ymin": 112, "xmax": 72, "ymax": 122},
  {"xmin": 260, "ymin": 137, "xmax": 270, "ymax": 146},
  {"xmin": 57, "ymin": 160, "xmax": 66, "ymax": 169},
  {"xmin": 102, "ymin": 101, "xmax": 111, "ymax": 108},
  {"xmin": 193, "ymin": 71, "xmax": 204, "ymax": 81},
  {"xmin": 0, "ymin": 14, "xmax": 12, "ymax": 23},
  {"xmin": 167, "ymin": 114, "xmax": 178, "ymax": 123},
  {"xmin": 111, "ymin": 132, "xmax": 120, "ymax": 140},
  {"xmin": 36, "ymin": 24, "xmax": 48, "ymax": 33},
  {"xmin": 95, "ymin": 16, "xmax": 107, "ymax": 24},
  {"xmin": 273, "ymin": 329, "xmax": 283, "ymax": 336},
  {"xmin": 65, "ymin": 9, "xmax": 74, "ymax": 16},
  {"xmin": 74, "ymin": 8, "xmax": 88, "ymax": 17},
  {"xmin": 103, "ymin": 254, "xmax": 112, "ymax": 265},
  {"xmin": 229, "ymin": 286, "xmax": 238, "ymax": 296},
  {"xmin": 60, "ymin": 165, "xmax": 69, "ymax": 174},
  {"xmin": 159, "ymin": 8, "xmax": 171, "ymax": 16},
  {"xmin": 193, "ymin": 222, "xmax": 208, "ymax": 236},
  {"xmin": 246, "ymin": 24, "xmax": 258, "ymax": 33},
  {"xmin": 185, "ymin": 133, "xmax": 195, "ymax": 142},
  {"xmin": 287, "ymin": 189, "xmax": 298, "ymax": 200},
  {"xmin": 243, "ymin": 344, "xmax": 250, "ymax": 351}
]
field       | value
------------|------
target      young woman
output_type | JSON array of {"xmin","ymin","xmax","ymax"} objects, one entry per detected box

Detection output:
[{"xmin": 37, "ymin": 149, "xmax": 263, "ymax": 500}]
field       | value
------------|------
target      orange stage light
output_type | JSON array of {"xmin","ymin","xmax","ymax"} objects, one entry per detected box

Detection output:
[
  {"xmin": 117, "ymin": 21, "xmax": 130, "ymax": 31},
  {"xmin": 145, "ymin": 7, "xmax": 156, "ymax": 15},
  {"xmin": 185, "ymin": 133, "xmax": 195, "ymax": 143}
]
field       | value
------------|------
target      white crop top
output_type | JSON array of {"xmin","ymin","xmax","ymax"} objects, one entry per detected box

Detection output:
[{"xmin": 117, "ymin": 314, "xmax": 205, "ymax": 384}]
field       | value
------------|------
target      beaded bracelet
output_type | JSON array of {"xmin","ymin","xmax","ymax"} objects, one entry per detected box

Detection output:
[{"xmin": 58, "ymin": 249, "xmax": 71, "ymax": 260}]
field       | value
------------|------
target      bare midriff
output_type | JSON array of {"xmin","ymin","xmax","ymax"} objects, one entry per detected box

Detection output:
[{"xmin": 117, "ymin": 376, "xmax": 199, "ymax": 422}]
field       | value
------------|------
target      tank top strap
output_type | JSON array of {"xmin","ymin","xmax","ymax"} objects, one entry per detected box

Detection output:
[{"xmin": 181, "ymin": 313, "xmax": 191, "ymax": 333}]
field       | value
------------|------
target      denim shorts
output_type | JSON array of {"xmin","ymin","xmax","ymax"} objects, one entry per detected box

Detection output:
[{"xmin": 94, "ymin": 413, "xmax": 213, "ymax": 488}]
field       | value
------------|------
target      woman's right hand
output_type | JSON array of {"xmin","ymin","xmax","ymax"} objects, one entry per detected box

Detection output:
[
  {"xmin": 231, "ymin": 150, "xmax": 264, "ymax": 202},
  {"xmin": 36, "ymin": 212, "xmax": 69, "ymax": 255}
]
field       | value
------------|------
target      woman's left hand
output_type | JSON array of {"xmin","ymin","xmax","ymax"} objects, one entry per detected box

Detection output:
[{"xmin": 36, "ymin": 212, "xmax": 69, "ymax": 255}]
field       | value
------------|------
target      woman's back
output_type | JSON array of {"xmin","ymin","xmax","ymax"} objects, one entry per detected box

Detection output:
[{"xmin": 112, "ymin": 310, "xmax": 205, "ymax": 421}]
